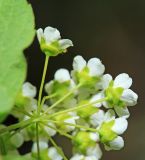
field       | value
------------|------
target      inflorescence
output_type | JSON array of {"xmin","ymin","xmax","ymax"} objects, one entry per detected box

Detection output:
[{"xmin": 0, "ymin": 26, "xmax": 138, "ymax": 160}]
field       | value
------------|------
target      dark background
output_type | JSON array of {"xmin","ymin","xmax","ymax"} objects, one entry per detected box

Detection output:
[{"xmin": 25, "ymin": 0, "xmax": 145, "ymax": 159}]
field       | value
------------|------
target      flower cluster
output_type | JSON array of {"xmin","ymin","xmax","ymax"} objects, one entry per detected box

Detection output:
[{"xmin": 0, "ymin": 26, "xmax": 138, "ymax": 160}]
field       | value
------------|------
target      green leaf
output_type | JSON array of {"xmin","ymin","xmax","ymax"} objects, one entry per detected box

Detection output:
[
  {"xmin": 2, "ymin": 154, "xmax": 34, "ymax": 160},
  {"xmin": 0, "ymin": 0, "xmax": 35, "ymax": 122}
]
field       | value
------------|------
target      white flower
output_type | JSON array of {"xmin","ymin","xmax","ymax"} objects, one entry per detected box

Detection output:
[
  {"xmin": 70, "ymin": 154, "xmax": 84, "ymax": 160},
  {"xmin": 32, "ymin": 140, "xmax": 48, "ymax": 153},
  {"xmin": 48, "ymin": 147, "xmax": 62, "ymax": 160},
  {"xmin": 91, "ymin": 109, "xmax": 115, "ymax": 128},
  {"xmin": 87, "ymin": 58, "xmax": 105, "ymax": 77},
  {"xmin": 54, "ymin": 68, "xmax": 71, "ymax": 83},
  {"xmin": 100, "ymin": 110, "xmax": 128, "ymax": 135},
  {"xmin": 44, "ymin": 122, "xmax": 56, "ymax": 136},
  {"xmin": 89, "ymin": 133, "xmax": 100, "ymax": 142},
  {"xmin": 37, "ymin": 26, "xmax": 73, "ymax": 55},
  {"xmin": 121, "ymin": 89, "xmax": 138, "ymax": 106},
  {"xmin": 105, "ymin": 136, "xmax": 124, "ymax": 151},
  {"xmin": 73, "ymin": 56, "xmax": 87, "ymax": 72},
  {"xmin": 91, "ymin": 109, "xmax": 114, "ymax": 127},
  {"xmin": 98, "ymin": 74, "xmax": 112, "ymax": 89},
  {"xmin": 10, "ymin": 132, "xmax": 24, "ymax": 148},
  {"xmin": 90, "ymin": 110, "xmax": 105, "ymax": 127},
  {"xmin": 112, "ymin": 117, "xmax": 128, "ymax": 135},
  {"xmin": 45, "ymin": 80, "xmax": 54, "ymax": 95},
  {"xmin": 114, "ymin": 73, "xmax": 132, "ymax": 89},
  {"xmin": 87, "ymin": 144, "xmax": 102, "ymax": 159},
  {"xmin": 37, "ymin": 27, "xmax": 61, "ymax": 44},
  {"xmin": 90, "ymin": 92, "xmax": 104, "ymax": 108},
  {"xmin": 64, "ymin": 112, "xmax": 79, "ymax": 132},
  {"xmin": 97, "ymin": 110, "xmax": 127, "ymax": 150},
  {"xmin": 70, "ymin": 154, "xmax": 99, "ymax": 160},
  {"xmin": 22, "ymin": 82, "xmax": 36, "ymax": 98},
  {"xmin": 72, "ymin": 55, "xmax": 105, "ymax": 77},
  {"xmin": 100, "ymin": 73, "xmax": 138, "ymax": 117}
]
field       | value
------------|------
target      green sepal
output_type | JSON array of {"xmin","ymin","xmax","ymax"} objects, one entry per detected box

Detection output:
[
  {"xmin": 40, "ymin": 40, "xmax": 66, "ymax": 57},
  {"xmin": 99, "ymin": 120, "xmax": 117, "ymax": 143},
  {"xmin": 15, "ymin": 92, "xmax": 30, "ymax": 108},
  {"xmin": 73, "ymin": 131, "xmax": 96, "ymax": 154},
  {"xmin": 77, "ymin": 100, "xmax": 99, "ymax": 120},
  {"xmin": 74, "ymin": 67, "xmax": 100, "ymax": 87},
  {"xmin": 105, "ymin": 81, "xmax": 125, "ymax": 107},
  {"xmin": 53, "ymin": 112, "xmax": 71, "ymax": 131}
]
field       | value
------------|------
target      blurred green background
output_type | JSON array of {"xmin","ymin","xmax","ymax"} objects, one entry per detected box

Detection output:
[{"xmin": 26, "ymin": 0, "xmax": 145, "ymax": 159}]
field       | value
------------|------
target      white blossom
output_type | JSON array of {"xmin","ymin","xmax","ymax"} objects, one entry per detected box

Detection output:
[
  {"xmin": 72, "ymin": 55, "xmax": 105, "ymax": 77},
  {"xmin": 54, "ymin": 68, "xmax": 71, "ymax": 83},
  {"xmin": 90, "ymin": 92, "xmax": 104, "ymax": 108},
  {"xmin": 48, "ymin": 147, "xmax": 62, "ymax": 160},
  {"xmin": 22, "ymin": 82, "xmax": 37, "ymax": 98},
  {"xmin": 112, "ymin": 117, "xmax": 128, "ymax": 135},
  {"xmin": 87, "ymin": 144, "xmax": 102, "ymax": 159},
  {"xmin": 100, "ymin": 73, "xmax": 138, "ymax": 117},
  {"xmin": 44, "ymin": 122, "xmax": 56, "ymax": 136},
  {"xmin": 32, "ymin": 140, "xmax": 48, "ymax": 153},
  {"xmin": 89, "ymin": 133, "xmax": 100, "ymax": 142},
  {"xmin": 37, "ymin": 26, "xmax": 73, "ymax": 51},
  {"xmin": 64, "ymin": 112, "xmax": 79, "ymax": 132},
  {"xmin": 105, "ymin": 136, "xmax": 124, "ymax": 151}
]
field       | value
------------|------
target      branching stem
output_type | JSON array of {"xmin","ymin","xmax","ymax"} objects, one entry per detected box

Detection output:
[
  {"xmin": 38, "ymin": 56, "xmax": 49, "ymax": 113},
  {"xmin": 43, "ymin": 83, "xmax": 82, "ymax": 114}
]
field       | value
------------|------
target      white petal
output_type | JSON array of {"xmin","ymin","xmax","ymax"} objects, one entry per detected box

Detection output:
[
  {"xmin": 100, "ymin": 74, "xmax": 112, "ymax": 89},
  {"xmin": 36, "ymin": 28, "xmax": 44, "ymax": 42},
  {"xmin": 44, "ymin": 122, "xmax": 56, "ymax": 136},
  {"xmin": 85, "ymin": 156, "xmax": 99, "ymax": 160},
  {"xmin": 73, "ymin": 55, "xmax": 86, "ymax": 72},
  {"xmin": 64, "ymin": 115, "xmax": 79, "ymax": 132},
  {"xmin": 90, "ymin": 92, "xmax": 104, "ymax": 108},
  {"xmin": 48, "ymin": 147, "xmax": 62, "ymax": 160},
  {"xmin": 54, "ymin": 68, "xmax": 70, "ymax": 83},
  {"xmin": 45, "ymin": 81, "xmax": 54, "ymax": 94},
  {"xmin": 89, "ymin": 133, "xmax": 100, "ymax": 142},
  {"xmin": 87, "ymin": 58, "xmax": 105, "ymax": 77},
  {"xmin": 59, "ymin": 39, "xmax": 73, "ymax": 49},
  {"xmin": 32, "ymin": 140, "xmax": 48, "ymax": 153},
  {"xmin": 112, "ymin": 117, "xmax": 128, "ymax": 135},
  {"xmin": 70, "ymin": 154, "xmax": 84, "ymax": 160},
  {"xmin": 90, "ymin": 110, "xmax": 105, "ymax": 127},
  {"xmin": 104, "ymin": 109, "xmax": 115, "ymax": 122},
  {"xmin": 114, "ymin": 73, "xmax": 132, "ymax": 89},
  {"xmin": 102, "ymin": 101, "xmax": 110, "ymax": 109},
  {"xmin": 22, "ymin": 82, "xmax": 37, "ymax": 98},
  {"xmin": 109, "ymin": 136, "xmax": 124, "ymax": 150},
  {"xmin": 121, "ymin": 89, "xmax": 138, "ymax": 106},
  {"xmin": 87, "ymin": 144, "xmax": 102, "ymax": 159},
  {"xmin": 114, "ymin": 106, "xmax": 130, "ymax": 118},
  {"xmin": 10, "ymin": 132, "xmax": 24, "ymax": 148},
  {"xmin": 44, "ymin": 26, "xmax": 61, "ymax": 43}
]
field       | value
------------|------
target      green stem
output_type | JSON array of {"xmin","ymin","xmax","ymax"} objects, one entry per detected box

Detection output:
[
  {"xmin": 43, "ymin": 83, "xmax": 82, "ymax": 114},
  {"xmin": 8, "ymin": 124, "xmax": 30, "ymax": 140},
  {"xmin": 48, "ymin": 97, "xmax": 107, "ymax": 118},
  {"xmin": 41, "ymin": 122, "xmax": 73, "ymax": 140},
  {"xmin": 0, "ymin": 136, "xmax": 7, "ymax": 155},
  {"xmin": 13, "ymin": 107, "xmax": 32, "ymax": 117},
  {"xmin": 40, "ymin": 93, "xmax": 57, "ymax": 109},
  {"xmin": 38, "ymin": 56, "xmax": 49, "ymax": 113},
  {"xmin": 0, "ymin": 118, "xmax": 34, "ymax": 135},
  {"xmin": 36, "ymin": 123, "xmax": 40, "ymax": 160},
  {"xmin": 47, "ymin": 120, "xmax": 98, "ymax": 133},
  {"xmin": 39, "ymin": 124, "xmax": 68, "ymax": 160}
]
